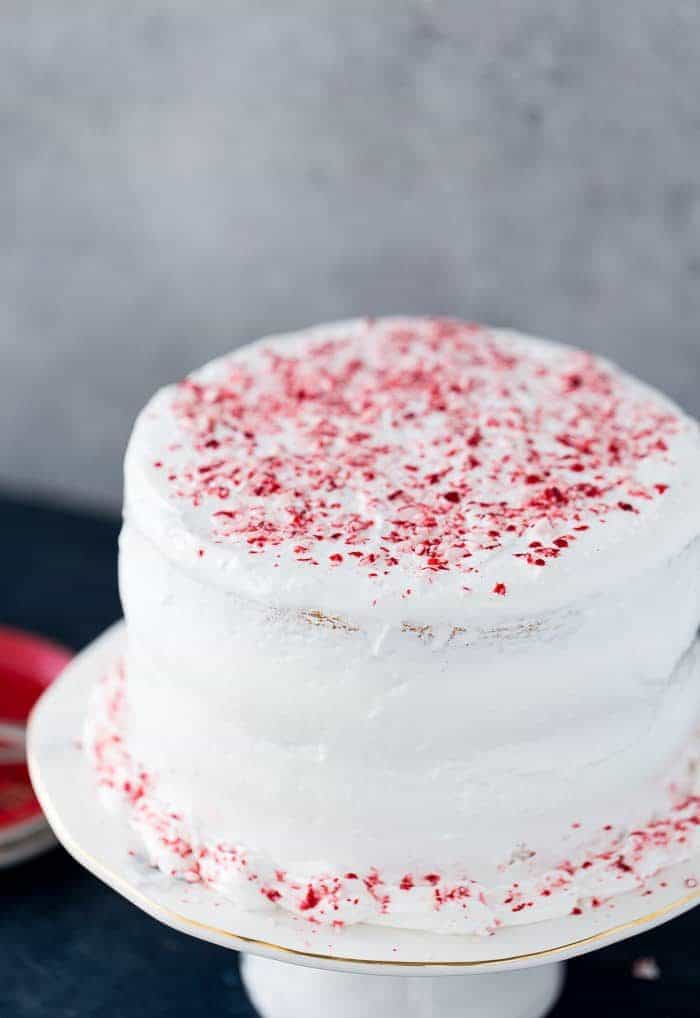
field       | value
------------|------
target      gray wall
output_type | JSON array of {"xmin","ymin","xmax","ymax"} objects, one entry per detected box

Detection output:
[{"xmin": 2, "ymin": 2, "xmax": 699, "ymax": 509}]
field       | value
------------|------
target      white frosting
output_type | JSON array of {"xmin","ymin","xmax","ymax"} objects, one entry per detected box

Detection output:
[
  {"xmin": 124, "ymin": 318, "xmax": 700, "ymax": 625},
  {"xmin": 92, "ymin": 318, "xmax": 700, "ymax": 933},
  {"xmin": 86, "ymin": 640, "xmax": 700, "ymax": 934}
]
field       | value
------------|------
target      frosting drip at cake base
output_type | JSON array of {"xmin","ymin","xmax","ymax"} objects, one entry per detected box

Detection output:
[{"xmin": 86, "ymin": 657, "xmax": 700, "ymax": 936}]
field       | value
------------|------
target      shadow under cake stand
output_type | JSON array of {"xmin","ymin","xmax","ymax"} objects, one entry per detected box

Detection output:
[{"xmin": 28, "ymin": 623, "xmax": 700, "ymax": 1018}]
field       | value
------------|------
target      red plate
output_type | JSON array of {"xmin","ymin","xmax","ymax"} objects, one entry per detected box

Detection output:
[{"xmin": 0, "ymin": 627, "xmax": 72, "ymax": 842}]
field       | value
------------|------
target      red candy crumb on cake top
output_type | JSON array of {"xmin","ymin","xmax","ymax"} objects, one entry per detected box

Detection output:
[{"xmin": 153, "ymin": 318, "xmax": 680, "ymax": 590}]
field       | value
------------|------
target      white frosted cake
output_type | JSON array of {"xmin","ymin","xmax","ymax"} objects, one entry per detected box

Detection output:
[{"xmin": 87, "ymin": 317, "xmax": 700, "ymax": 935}]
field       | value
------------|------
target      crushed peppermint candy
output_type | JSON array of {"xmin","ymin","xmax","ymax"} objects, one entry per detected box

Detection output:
[
  {"xmin": 631, "ymin": 956, "xmax": 661, "ymax": 981},
  {"xmin": 154, "ymin": 318, "xmax": 680, "ymax": 592},
  {"xmin": 86, "ymin": 661, "xmax": 700, "ymax": 933}
]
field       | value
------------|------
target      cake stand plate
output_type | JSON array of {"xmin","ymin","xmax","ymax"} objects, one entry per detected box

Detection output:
[{"xmin": 28, "ymin": 623, "xmax": 700, "ymax": 1018}]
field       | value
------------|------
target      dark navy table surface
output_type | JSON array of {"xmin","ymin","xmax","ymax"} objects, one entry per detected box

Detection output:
[{"xmin": 1, "ymin": 492, "xmax": 698, "ymax": 1017}]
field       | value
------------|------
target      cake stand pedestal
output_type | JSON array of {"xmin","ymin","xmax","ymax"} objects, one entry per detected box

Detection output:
[
  {"xmin": 28, "ymin": 624, "xmax": 700, "ymax": 1018},
  {"xmin": 239, "ymin": 954, "xmax": 563, "ymax": 1018}
]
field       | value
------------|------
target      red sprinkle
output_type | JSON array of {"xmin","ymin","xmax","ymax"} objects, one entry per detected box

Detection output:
[{"xmin": 299, "ymin": 885, "xmax": 321, "ymax": 911}]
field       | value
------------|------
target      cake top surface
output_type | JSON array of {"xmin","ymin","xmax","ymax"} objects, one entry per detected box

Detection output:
[{"xmin": 125, "ymin": 317, "xmax": 700, "ymax": 623}]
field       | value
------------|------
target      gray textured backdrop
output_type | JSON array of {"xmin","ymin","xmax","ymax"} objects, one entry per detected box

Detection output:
[{"xmin": 2, "ymin": 3, "xmax": 699, "ymax": 508}]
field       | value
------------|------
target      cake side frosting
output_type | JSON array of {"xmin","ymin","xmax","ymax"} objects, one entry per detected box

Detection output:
[
  {"xmin": 86, "ymin": 653, "xmax": 700, "ymax": 935},
  {"xmin": 124, "ymin": 317, "xmax": 700, "ymax": 624},
  {"xmin": 115, "ymin": 519, "xmax": 700, "ymax": 913}
]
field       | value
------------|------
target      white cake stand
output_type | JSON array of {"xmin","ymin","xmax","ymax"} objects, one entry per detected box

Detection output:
[{"xmin": 28, "ymin": 624, "xmax": 700, "ymax": 1018}]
